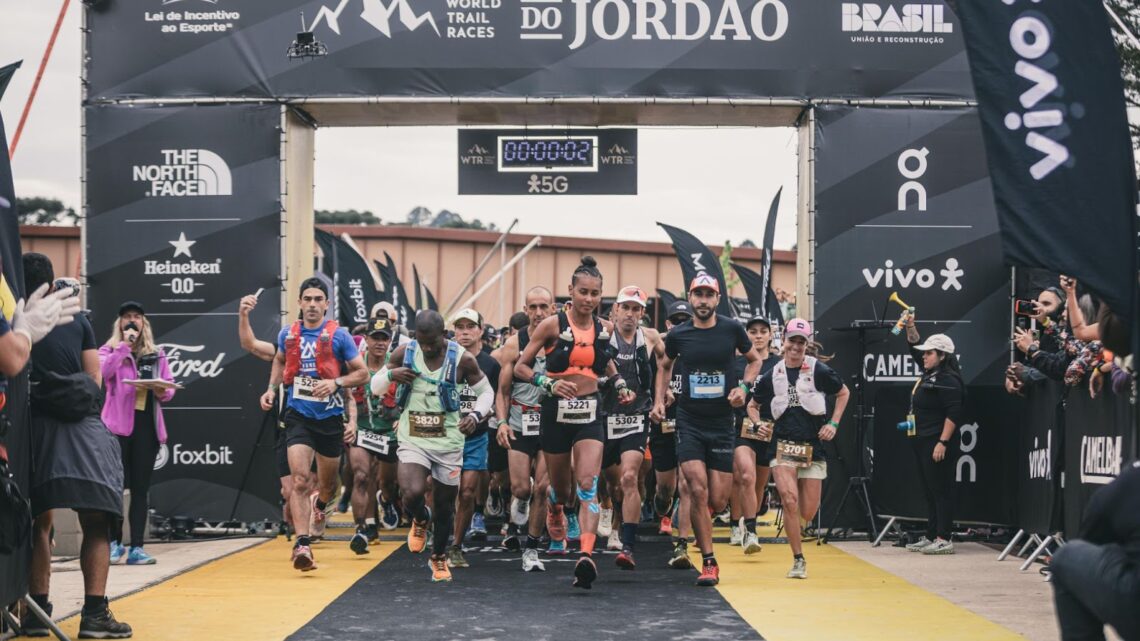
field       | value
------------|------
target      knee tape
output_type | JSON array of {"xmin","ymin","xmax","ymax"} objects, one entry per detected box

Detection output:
[{"xmin": 577, "ymin": 476, "xmax": 601, "ymax": 514}]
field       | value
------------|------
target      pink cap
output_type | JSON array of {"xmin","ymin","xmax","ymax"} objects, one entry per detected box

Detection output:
[
  {"xmin": 784, "ymin": 318, "xmax": 813, "ymax": 339},
  {"xmin": 689, "ymin": 272, "xmax": 720, "ymax": 294}
]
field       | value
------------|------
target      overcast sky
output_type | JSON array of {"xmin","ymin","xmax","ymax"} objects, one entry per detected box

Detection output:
[{"xmin": 3, "ymin": 3, "xmax": 799, "ymax": 250}]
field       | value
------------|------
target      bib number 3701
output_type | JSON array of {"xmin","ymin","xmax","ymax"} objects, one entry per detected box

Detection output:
[{"xmin": 775, "ymin": 440, "xmax": 812, "ymax": 468}]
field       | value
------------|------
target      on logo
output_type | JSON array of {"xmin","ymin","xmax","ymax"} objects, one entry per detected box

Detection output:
[{"xmin": 897, "ymin": 147, "xmax": 928, "ymax": 212}]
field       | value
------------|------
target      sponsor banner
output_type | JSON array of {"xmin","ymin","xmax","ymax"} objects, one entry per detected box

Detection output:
[
  {"xmin": 659, "ymin": 223, "xmax": 735, "ymax": 318},
  {"xmin": 955, "ymin": 0, "xmax": 1138, "ymax": 326},
  {"xmin": 870, "ymin": 385, "xmax": 1018, "ymax": 525},
  {"xmin": 86, "ymin": 104, "xmax": 282, "ymax": 521},
  {"xmin": 1063, "ymin": 385, "xmax": 1136, "ymax": 538},
  {"xmin": 87, "ymin": 0, "xmax": 975, "ymax": 100},
  {"xmin": 1016, "ymin": 379, "xmax": 1063, "ymax": 534},
  {"xmin": 315, "ymin": 229, "xmax": 381, "ymax": 328},
  {"xmin": 457, "ymin": 129, "xmax": 637, "ymax": 195},
  {"xmin": 813, "ymin": 105, "xmax": 1015, "ymax": 528}
]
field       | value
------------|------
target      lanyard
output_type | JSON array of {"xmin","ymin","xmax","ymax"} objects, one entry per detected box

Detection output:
[{"xmin": 907, "ymin": 377, "xmax": 923, "ymax": 415}]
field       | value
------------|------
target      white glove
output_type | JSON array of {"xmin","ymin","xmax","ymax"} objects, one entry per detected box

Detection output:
[
  {"xmin": 45, "ymin": 285, "xmax": 82, "ymax": 326},
  {"xmin": 12, "ymin": 283, "xmax": 61, "ymax": 345}
]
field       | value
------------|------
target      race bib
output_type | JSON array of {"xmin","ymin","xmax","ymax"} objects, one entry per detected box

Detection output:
[
  {"xmin": 357, "ymin": 430, "xmax": 391, "ymax": 455},
  {"xmin": 606, "ymin": 413, "xmax": 646, "ymax": 440},
  {"xmin": 740, "ymin": 417, "xmax": 773, "ymax": 442},
  {"xmin": 660, "ymin": 418, "xmax": 676, "ymax": 434},
  {"xmin": 292, "ymin": 376, "xmax": 321, "ymax": 403},
  {"xmin": 521, "ymin": 410, "xmax": 541, "ymax": 437},
  {"xmin": 134, "ymin": 388, "xmax": 147, "ymax": 411},
  {"xmin": 689, "ymin": 371, "xmax": 725, "ymax": 399},
  {"xmin": 409, "ymin": 411, "xmax": 446, "ymax": 438},
  {"xmin": 775, "ymin": 440, "xmax": 812, "ymax": 468},
  {"xmin": 556, "ymin": 398, "xmax": 597, "ymax": 424}
]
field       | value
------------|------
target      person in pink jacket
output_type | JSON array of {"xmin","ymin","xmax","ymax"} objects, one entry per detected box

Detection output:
[{"xmin": 98, "ymin": 301, "xmax": 175, "ymax": 566}]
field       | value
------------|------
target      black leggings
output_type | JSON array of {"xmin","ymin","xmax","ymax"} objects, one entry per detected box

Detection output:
[
  {"xmin": 910, "ymin": 433, "xmax": 954, "ymax": 540},
  {"xmin": 117, "ymin": 412, "xmax": 159, "ymax": 547}
]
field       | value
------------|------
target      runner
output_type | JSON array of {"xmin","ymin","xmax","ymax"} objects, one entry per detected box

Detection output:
[
  {"xmin": 731, "ymin": 316, "xmax": 781, "ymax": 555},
  {"xmin": 515, "ymin": 257, "xmax": 635, "ymax": 589},
  {"xmin": 448, "ymin": 308, "xmax": 501, "ymax": 569},
  {"xmin": 486, "ymin": 312, "xmax": 528, "ymax": 521},
  {"xmin": 651, "ymin": 273, "xmax": 762, "ymax": 586},
  {"xmin": 260, "ymin": 278, "xmax": 369, "ymax": 572},
  {"xmin": 346, "ymin": 317, "xmax": 400, "ymax": 554},
  {"xmin": 749, "ymin": 318, "xmax": 849, "ymax": 579},
  {"xmin": 371, "ymin": 310, "xmax": 494, "ymax": 582},
  {"xmin": 495, "ymin": 286, "xmax": 555, "ymax": 572},
  {"xmin": 649, "ymin": 300, "xmax": 698, "ymax": 569},
  {"xmin": 601, "ymin": 285, "xmax": 665, "ymax": 570}
]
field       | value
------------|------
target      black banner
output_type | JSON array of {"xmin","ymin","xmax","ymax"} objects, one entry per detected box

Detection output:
[
  {"xmin": 732, "ymin": 261, "xmax": 783, "ymax": 325},
  {"xmin": 316, "ymin": 229, "xmax": 380, "ymax": 329},
  {"xmin": 86, "ymin": 1, "xmax": 974, "ymax": 101},
  {"xmin": 0, "ymin": 60, "xmax": 20, "ymax": 101},
  {"xmin": 759, "ymin": 187, "xmax": 781, "ymax": 318},
  {"xmin": 412, "ymin": 264, "xmax": 424, "ymax": 311},
  {"xmin": 870, "ymin": 386, "xmax": 1018, "ymax": 525},
  {"xmin": 658, "ymin": 223, "xmax": 734, "ymax": 317},
  {"xmin": 813, "ymin": 105, "xmax": 1016, "ymax": 528},
  {"xmin": 457, "ymin": 129, "xmax": 637, "ymax": 196},
  {"xmin": 954, "ymin": 1, "xmax": 1138, "ymax": 324},
  {"xmin": 377, "ymin": 253, "xmax": 415, "ymax": 328},
  {"xmin": 1016, "ymin": 380, "xmax": 1063, "ymax": 534},
  {"xmin": 424, "ymin": 278, "xmax": 439, "ymax": 312},
  {"xmin": 1063, "ymin": 385, "xmax": 1136, "ymax": 538},
  {"xmin": 86, "ymin": 104, "xmax": 282, "ymax": 521}
]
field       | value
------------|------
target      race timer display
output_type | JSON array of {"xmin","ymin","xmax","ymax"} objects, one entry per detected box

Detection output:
[{"xmin": 497, "ymin": 136, "xmax": 598, "ymax": 172}]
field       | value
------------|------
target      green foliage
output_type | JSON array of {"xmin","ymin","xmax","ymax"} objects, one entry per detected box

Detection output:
[
  {"xmin": 16, "ymin": 197, "xmax": 78, "ymax": 225},
  {"xmin": 719, "ymin": 241, "xmax": 741, "ymax": 289},
  {"xmin": 1107, "ymin": 0, "xmax": 1140, "ymax": 148},
  {"xmin": 314, "ymin": 209, "xmax": 382, "ymax": 225}
]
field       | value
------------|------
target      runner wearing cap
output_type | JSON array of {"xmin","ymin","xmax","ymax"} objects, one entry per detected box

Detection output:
[
  {"xmin": 260, "ymin": 278, "xmax": 370, "ymax": 572},
  {"xmin": 482, "ymin": 325, "xmax": 500, "ymax": 355},
  {"xmin": 651, "ymin": 300, "xmax": 697, "ymax": 568},
  {"xmin": 448, "ymin": 308, "xmax": 501, "ymax": 569},
  {"xmin": 495, "ymin": 286, "xmax": 555, "ymax": 572},
  {"xmin": 600, "ymin": 285, "xmax": 666, "ymax": 570},
  {"xmin": 730, "ymin": 316, "xmax": 781, "ymax": 555},
  {"xmin": 749, "ymin": 318, "xmax": 849, "ymax": 579},
  {"xmin": 651, "ymin": 273, "xmax": 762, "ymax": 586},
  {"xmin": 372, "ymin": 310, "xmax": 494, "ymax": 582},
  {"xmin": 371, "ymin": 301, "xmax": 410, "ymax": 348},
  {"xmin": 346, "ymin": 317, "xmax": 401, "ymax": 554},
  {"xmin": 515, "ymin": 257, "xmax": 635, "ymax": 589}
]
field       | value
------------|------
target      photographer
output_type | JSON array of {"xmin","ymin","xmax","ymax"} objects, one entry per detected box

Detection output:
[
  {"xmin": 902, "ymin": 317, "xmax": 965, "ymax": 556},
  {"xmin": 21, "ymin": 253, "xmax": 131, "ymax": 638},
  {"xmin": 99, "ymin": 301, "xmax": 176, "ymax": 567}
]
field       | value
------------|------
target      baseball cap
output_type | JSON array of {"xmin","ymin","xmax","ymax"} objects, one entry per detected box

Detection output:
[
  {"xmin": 746, "ymin": 316, "xmax": 772, "ymax": 329},
  {"xmin": 452, "ymin": 308, "xmax": 482, "ymax": 327},
  {"xmin": 689, "ymin": 272, "xmax": 720, "ymax": 294},
  {"xmin": 914, "ymin": 333, "xmax": 955, "ymax": 354},
  {"xmin": 615, "ymin": 285, "xmax": 648, "ymax": 307},
  {"xmin": 666, "ymin": 300, "xmax": 692, "ymax": 320},
  {"xmin": 371, "ymin": 301, "xmax": 397, "ymax": 320},
  {"xmin": 118, "ymin": 300, "xmax": 145, "ymax": 316},
  {"xmin": 367, "ymin": 317, "xmax": 393, "ymax": 337},
  {"xmin": 784, "ymin": 318, "xmax": 813, "ymax": 340},
  {"xmin": 482, "ymin": 325, "xmax": 500, "ymax": 341}
]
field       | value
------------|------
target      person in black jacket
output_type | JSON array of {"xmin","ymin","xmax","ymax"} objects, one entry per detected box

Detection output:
[
  {"xmin": 1050, "ymin": 460, "xmax": 1140, "ymax": 641},
  {"xmin": 902, "ymin": 316, "xmax": 966, "ymax": 556}
]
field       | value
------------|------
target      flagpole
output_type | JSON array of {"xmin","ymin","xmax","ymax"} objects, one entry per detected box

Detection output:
[
  {"xmin": 444, "ymin": 218, "xmax": 518, "ymax": 316},
  {"xmin": 10, "ymin": 0, "xmax": 70, "ymax": 158},
  {"xmin": 452, "ymin": 236, "xmax": 541, "ymax": 313}
]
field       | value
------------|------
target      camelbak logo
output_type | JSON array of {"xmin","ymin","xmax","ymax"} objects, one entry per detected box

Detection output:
[
  {"xmin": 132, "ymin": 149, "xmax": 232, "ymax": 197},
  {"xmin": 1000, "ymin": 7, "xmax": 1070, "ymax": 180},
  {"xmin": 1079, "ymin": 435, "xmax": 1122, "ymax": 485}
]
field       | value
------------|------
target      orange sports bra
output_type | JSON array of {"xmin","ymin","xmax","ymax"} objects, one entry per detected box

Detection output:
[{"xmin": 546, "ymin": 319, "xmax": 597, "ymax": 379}]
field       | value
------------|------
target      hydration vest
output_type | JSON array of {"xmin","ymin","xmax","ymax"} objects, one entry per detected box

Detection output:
[
  {"xmin": 545, "ymin": 311, "xmax": 612, "ymax": 377},
  {"xmin": 395, "ymin": 339, "xmax": 463, "ymax": 414},
  {"xmin": 770, "ymin": 356, "xmax": 827, "ymax": 419},
  {"xmin": 283, "ymin": 320, "xmax": 340, "ymax": 386},
  {"xmin": 610, "ymin": 329, "xmax": 652, "ymax": 395}
]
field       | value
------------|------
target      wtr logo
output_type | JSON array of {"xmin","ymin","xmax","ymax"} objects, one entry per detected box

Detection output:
[
  {"xmin": 132, "ymin": 149, "xmax": 232, "ymax": 197},
  {"xmin": 313, "ymin": 0, "xmax": 440, "ymax": 38}
]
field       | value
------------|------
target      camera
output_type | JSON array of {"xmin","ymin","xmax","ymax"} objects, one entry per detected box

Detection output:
[{"xmin": 53, "ymin": 278, "xmax": 80, "ymax": 299}]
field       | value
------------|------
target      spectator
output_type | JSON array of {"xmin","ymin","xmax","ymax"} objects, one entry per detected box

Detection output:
[
  {"xmin": 21, "ymin": 253, "xmax": 131, "ymax": 638},
  {"xmin": 99, "ymin": 301, "xmax": 176, "ymax": 567}
]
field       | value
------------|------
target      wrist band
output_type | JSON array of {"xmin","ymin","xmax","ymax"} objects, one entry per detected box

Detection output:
[{"xmin": 827, "ymin": 420, "xmax": 839, "ymax": 428}]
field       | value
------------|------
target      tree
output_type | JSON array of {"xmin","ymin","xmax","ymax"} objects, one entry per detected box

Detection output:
[
  {"xmin": 719, "ymin": 241, "xmax": 741, "ymax": 289},
  {"xmin": 16, "ymin": 197, "xmax": 78, "ymax": 225},
  {"xmin": 1106, "ymin": 0, "xmax": 1140, "ymax": 149},
  {"xmin": 315, "ymin": 209, "xmax": 382, "ymax": 225},
  {"xmin": 392, "ymin": 207, "xmax": 499, "ymax": 231},
  {"xmin": 739, "ymin": 239, "xmax": 757, "ymax": 249}
]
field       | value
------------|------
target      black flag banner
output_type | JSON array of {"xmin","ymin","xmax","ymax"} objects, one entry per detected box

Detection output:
[
  {"xmin": 383, "ymin": 252, "xmax": 416, "ymax": 329},
  {"xmin": 0, "ymin": 60, "xmax": 20, "ymax": 101},
  {"xmin": 316, "ymin": 230, "xmax": 380, "ymax": 328},
  {"xmin": 759, "ymin": 187, "xmax": 782, "ymax": 316},
  {"xmin": 658, "ymin": 223, "xmax": 734, "ymax": 317},
  {"xmin": 424, "ymin": 281, "xmax": 439, "ymax": 313},
  {"xmin": 656, "ymin": 289, "xmax": 679, "ymax": 311},
  {"xmin": 413, "ymin": 264, "xmax": 425, "ymax": 312},
  {"xmin": 732, "ymin": 262, "xmax": 784, "ymax": 326},
  {"xmin": 954, "ymin": 0, "xmax": 1138, "ymax": 323}
]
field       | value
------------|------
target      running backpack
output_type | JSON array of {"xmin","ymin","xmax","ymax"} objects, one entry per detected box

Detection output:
[{"xmin": 394, "ymin": 340, "xmax": 463, "ymax": 414}]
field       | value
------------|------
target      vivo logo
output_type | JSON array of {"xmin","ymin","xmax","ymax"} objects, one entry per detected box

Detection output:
[
  {"xmin": 862, "ymin": 257, "xmax": 964, "ymax": 291},
  {"xmin": 1027, "ymin": 431, "xmax": 1051, "ymax": 480},
  {"xmin": 1001, "ymin": 5, "xmax": 1070, "ymax": 180}
]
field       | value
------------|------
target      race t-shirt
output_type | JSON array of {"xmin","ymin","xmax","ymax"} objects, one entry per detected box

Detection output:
[
  {"xmin": 277, "ymin": 322, "xmax": 359, "ymax": 420},
  {"xmin": 752, "ymin": 359, "xmax": 843, "ymax": 460},
  {"xmin": 460, "ymin": 349, "xmax": 500, "ymax": 439},
  {"xmin": 664, "ymin": 315, "xmax": 752, "ymax": 419}
]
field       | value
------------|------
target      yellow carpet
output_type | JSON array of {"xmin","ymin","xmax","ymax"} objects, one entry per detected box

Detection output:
[
  {"xmin": 54, "ymin": 534, "xmax": 398, "ymax": 641},
  {"xmin": 710, "ymin": 523, "xmax": 1024, "ymax": 641}
]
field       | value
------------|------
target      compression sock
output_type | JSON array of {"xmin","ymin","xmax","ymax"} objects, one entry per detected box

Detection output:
[
  {"xmin": 579, "ymin": 532, "xmax": 596, "ymax": 555},
  {"xmin": 744, "ymin": 518, "xmax": 757, "ymax": 535},
  {"xmin": 621, "ymin": 523, "xmax": 638, "ymax": 550},
  {"xmin": 433, "ymin": 509, "xmax": 453, "ymax": 555},
  {"xmin": 702, "ymin": 553, "xmax": 717, "ymax": 567}
]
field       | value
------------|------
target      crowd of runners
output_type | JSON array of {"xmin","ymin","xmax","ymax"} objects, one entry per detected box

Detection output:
[{"xmin": 242, "ymin": 256, "xmax": 849, "ymax": 588}]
